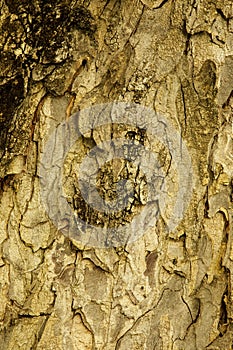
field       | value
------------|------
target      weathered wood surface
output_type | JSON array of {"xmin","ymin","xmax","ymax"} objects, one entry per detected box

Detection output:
[{"xmin": 0, "ymin": 0, "xmax": 233, "ymax": 349}]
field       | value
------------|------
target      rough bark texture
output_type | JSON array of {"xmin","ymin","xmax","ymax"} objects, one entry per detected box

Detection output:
[{"xmin": 0, "ymin": 0, "xmax": 233, "ymax": 349}]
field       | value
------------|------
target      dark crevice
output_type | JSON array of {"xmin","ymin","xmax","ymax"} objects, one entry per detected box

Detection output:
[
  {"xmin": 153, "ymin": 0, "xmax": 170, "ymax": 10},
  {"xmin": 216, "ymin": 7, "xmax": 228, "ymax": 21},
  {"xmin": 218, "ymin": 288, "xmax": 229, "ymax": 336}
]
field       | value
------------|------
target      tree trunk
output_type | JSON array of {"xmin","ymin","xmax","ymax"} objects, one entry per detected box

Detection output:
[{"xmin": 0, "ymin": 0, "xmax": 233, "ymax": 349}]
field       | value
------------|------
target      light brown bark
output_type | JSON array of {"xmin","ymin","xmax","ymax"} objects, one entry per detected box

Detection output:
[{"xmin": 0, "ymin": 0, "xmax": 233, "ymax": 349}]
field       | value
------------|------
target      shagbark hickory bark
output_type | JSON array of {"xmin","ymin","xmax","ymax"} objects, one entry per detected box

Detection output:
[{"xmin": 0, "ymin": 0, "xmax": 233, "ymax": 349}]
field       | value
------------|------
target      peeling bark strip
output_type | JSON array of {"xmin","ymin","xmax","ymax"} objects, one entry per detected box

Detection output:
[{"xmin": 0, "ymin": 0, "xmax": 233, "ymax": 349}]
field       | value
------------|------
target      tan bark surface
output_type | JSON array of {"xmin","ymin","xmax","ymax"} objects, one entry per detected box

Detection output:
[{"xmin": 0, "ymin": 0, "xmax": 233, "ymax": 349}]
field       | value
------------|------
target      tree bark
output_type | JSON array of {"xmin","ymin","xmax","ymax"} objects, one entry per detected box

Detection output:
[{"xmin": 0, "ymin": 0, "xmax": 233, "ymax": 349}]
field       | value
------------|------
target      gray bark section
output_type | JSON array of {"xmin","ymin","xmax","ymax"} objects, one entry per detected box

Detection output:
[{"xmin": 0, "ymin": 0, "xmax": 233, "ymax": 349}]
